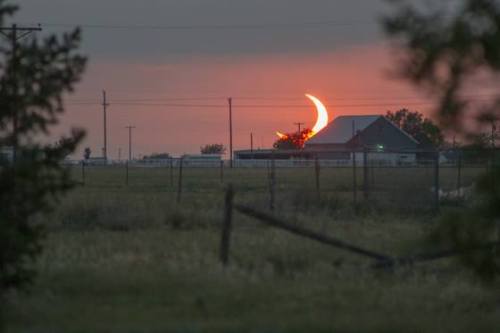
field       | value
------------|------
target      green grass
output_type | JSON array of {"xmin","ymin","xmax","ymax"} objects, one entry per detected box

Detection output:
[{"xmin": 5, "ymin": 165, "xmax": 499, "ymax": 333}]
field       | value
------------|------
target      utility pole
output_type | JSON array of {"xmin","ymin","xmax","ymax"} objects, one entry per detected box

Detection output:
[
  {"xmin": 294, "ymin": 122, "xmax": 305, "ymax": 134},
  {"xmin": 102, "ymin": 90, "xmax": 109, "ymax": 160},
  {"xmin": 228, "ymin": 97, "xmax": 233, "ymax": 168},
  {"xmin": 0, "ymin": 24, "xmax": 42, "ymax": 162},
  {"xmin": 250, "ymin": 132, "xmax": 254, "ymax": 152},
  {"xmin": 125, "ymin": 126, "xmax": 136, "ymax": 161}
]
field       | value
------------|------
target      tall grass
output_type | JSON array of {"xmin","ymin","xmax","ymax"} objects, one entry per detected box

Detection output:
[{"xmin": 5, "ymin": 166, "xmax": 498, "ymax": 333}]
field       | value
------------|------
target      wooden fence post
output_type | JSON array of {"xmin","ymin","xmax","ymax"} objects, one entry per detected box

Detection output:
[
  {"xmin": 220, "ymin": 184, "xmax": 234, "ymax": 266},
  {"xmin": 363, "ymin": 149, "xmax": 369, "ymax": 200},
  {"xmin": 269, "ymin": 155, "xmax": 276, "ymax": 211},
  {"xmin": 177, "ymin": 157, "xmax": 184, "ymax": 203},
  {"xmin": 220, "ymin": 160, "xmax": 224, "ymax": 184},
  {"xmin": 371, "ymin": 157, "xmax": 376, "ymax": 187},
  {"xmin": 125, "ymin": 161, "xmax": 129, "ymax": 186},
  {"xmin": 352, "ymin": 150, "xmax": 358, "ymax": 206},
  {"xmin": 434, "ymin": 151, "xmax": 440, "ymax": 212},
  {"xmin": 315, "ymin": 157, "xmax": 321, "ymax": 199},
  {"xmin": 81, "ymin": 161, "xmax": 85, "ymax": 185},
  {"xmin": 169, "ymin": 158, "xmax": 174, "ymax": 187},
  {"xmin": 457, "ymin": 149, "xmax": 462, "ymax": 198}
]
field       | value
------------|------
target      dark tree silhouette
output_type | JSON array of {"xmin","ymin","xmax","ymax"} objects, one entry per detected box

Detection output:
[
  {"xmin": 384, "ymin": 0, "xmax": 500, "ymax": 280},
  {"xmin": 0, "ymin": 0, "xmax": 87, "ymax": 301},
  {"xmin": 83, "ymin": 147, "xmax": 91, "ymax": 160},
  {"xmin": 386, "ymin": 109, "xmax": 444, "ymax": 147},
  {"xmin": 200, "ymin": 144, "xmax": 226, "ymax": 155},
  {"xmin": 143, "ymin": 152, "xmax": 170, "ymax": 160}
]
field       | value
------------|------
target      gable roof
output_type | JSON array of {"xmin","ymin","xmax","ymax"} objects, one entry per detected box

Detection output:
[{"xmin": 307, "ymin": 115, "xmax": 381, "ymax": 145}]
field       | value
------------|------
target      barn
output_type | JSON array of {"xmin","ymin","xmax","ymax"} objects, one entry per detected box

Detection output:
[{"xmin": 304, "ymin": 115, "xmax": 420, "ymax": 165}]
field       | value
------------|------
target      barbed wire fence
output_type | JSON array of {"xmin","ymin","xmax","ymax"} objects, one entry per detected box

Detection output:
[{"xmin": 69, "ymin": 148, "xmax": 499, "ymax": 211}]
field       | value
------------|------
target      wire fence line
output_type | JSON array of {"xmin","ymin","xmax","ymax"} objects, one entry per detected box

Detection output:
[{"xmin": 68, "ymin": 148, "xmax": 499, "ymax": 212}]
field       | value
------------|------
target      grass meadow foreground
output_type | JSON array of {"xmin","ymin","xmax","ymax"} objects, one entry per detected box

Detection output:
[{"xmin": 5, "ymin": 165, "xmax": 500, "ymax": 332}]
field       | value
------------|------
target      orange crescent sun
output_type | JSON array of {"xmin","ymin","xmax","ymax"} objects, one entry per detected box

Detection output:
[{"xmin": 276, "ymin": 94, "xmax": 329, "ymax": 139}]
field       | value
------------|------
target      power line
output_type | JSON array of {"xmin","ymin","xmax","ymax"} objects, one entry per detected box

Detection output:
[
  {"xmin": 61, "ymin": 101, "xmax": 449, "ymax": 109},
  {"xmin": 64, "ymin": 92, "xmax": 500, "ymax": 105},
  {"xmin": 38, "ymin": 20, "xmax": 375, "ymax": 31}
]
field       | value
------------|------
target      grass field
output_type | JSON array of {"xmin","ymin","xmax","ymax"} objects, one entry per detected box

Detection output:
[{"xmin": 5, "ymin": 165, "xmax": 500, "ymax": 333}]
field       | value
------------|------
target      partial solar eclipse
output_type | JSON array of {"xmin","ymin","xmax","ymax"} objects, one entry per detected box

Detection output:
[{"xmin": 276, "ymin": 94, "xmax": 329, "ymax": 139}]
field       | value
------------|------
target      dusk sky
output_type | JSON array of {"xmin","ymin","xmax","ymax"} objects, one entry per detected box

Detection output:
[{"xmin": 15, "ymin": 0, "xmax": 437, "ymax": 159}]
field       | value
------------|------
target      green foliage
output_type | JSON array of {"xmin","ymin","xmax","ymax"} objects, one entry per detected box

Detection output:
[
  {"xmin": 0, "ymin": 0, "xmax": 87, "ymax": 297},
  {"xmin": 386, "ymin": 109, "xmax": 444, "ymax": 147},
  {"xmin": 384, "ymin": 0, "xmax": 500, "ymax": 280},
  {"xmin": 200, "ymin": 143, "xmax": 226, "ymax": 155}
]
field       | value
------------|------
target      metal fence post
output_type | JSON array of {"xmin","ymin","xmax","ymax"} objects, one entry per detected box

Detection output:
[
  {"xmin": 220, "ymin": 184, "xmax": 234, "ymax": 266},
  {"xmin": 81, "ymin": 161, "xmax": 85, "ymax": 185},
  {"xmin": 434, "ymin": 151, "xmax": 440, "ymax": 212},
  {"xmin": 125, "ymin": 161, "xmax": 129, "ymax": 186},
  {"xmin": 315, "ymin": 157, "xmax": 321, "ymax": 199},
  {"xmin": 457, "ymin": 149, "xmax": 462, "ymax": 198},
  {"xmin": 177, "ymin": 157, "xmax": 184, "ymax": 203},
  {"xmin": 363, "ymin": 149, "xmax": 369, "ymax": 200},
  {"xmin": 220, "ymin": 160, "xmax": 224, "ymax": 184},
  {"xmin": 352, "ymin": 150, "xmax": 358, "ymax": 207},
  {"xmin": 169, "ymin": 158, "xmax": 174, "ymax": 187},
  {"xmin": 269, "ymin": 155, "xmax": 276, "ymax": 211}
]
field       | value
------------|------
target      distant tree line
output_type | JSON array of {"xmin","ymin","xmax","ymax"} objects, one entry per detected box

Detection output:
[
  {"xmin": 143, "ymin": 152, "xmax": 171, "ymax": 160},
  {"xmin": 200, "ymin": 144, "xmax": 226, "ymax": 155}
]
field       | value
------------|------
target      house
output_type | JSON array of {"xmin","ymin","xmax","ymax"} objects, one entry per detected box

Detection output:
[
  {"xmin": 234, "ymin": 115, "xmax": 424, "ymax": 165},
  {"xmin": 304, "ymin": 115, "xmax": 420, "ymax": 165}
]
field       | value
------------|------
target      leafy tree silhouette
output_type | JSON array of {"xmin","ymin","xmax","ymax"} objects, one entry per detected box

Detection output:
[
  {"xmin": 273, "ymin": 129, "xmax": 313, "ymax": 150},
  {"xmin": 200, "ymin": 144, "xmax": 226, "ymax": 155},
  {"xmin": 386, "ymin": 109, "xmax": 444, "ymax": 147},
  {"xmin": 384, "ymin": 0, "xmax": 500, "ymax": 280}
]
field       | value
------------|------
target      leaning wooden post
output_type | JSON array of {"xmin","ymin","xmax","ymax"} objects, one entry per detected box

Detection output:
[
  {"xmin": 125, "ymin": 161, "xmax": 129, "ymax": 186},
  {"xmin": 81, "ymin": 160, "xmax": 85, "ymax": 185},
  {"xmin": 220, "ymin": 184, "xmax": 234, "ymax": 266},
  {"xmin": 434, "ymin": 151, "xmax": 440, "ymax": 212},
  {"xmin": 177, "ymin": 157, "xmax": 184, "ymax": 204},
  {"xmin": 220, "ymin": 160, "xmax": 224, "ymax": 184},
  {"xmin": 315, "ymin": 157, "xmax": 321, "ymax": 199}
]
